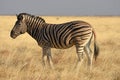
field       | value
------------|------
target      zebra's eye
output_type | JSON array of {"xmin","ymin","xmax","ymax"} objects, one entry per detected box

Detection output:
[
  {"xmin": 18, "ymin": 22, "xmax": 21, "ymax": 26},
  {"xmin": 16, "ymin": 21, "xmax": 21, "ymax": 26}
]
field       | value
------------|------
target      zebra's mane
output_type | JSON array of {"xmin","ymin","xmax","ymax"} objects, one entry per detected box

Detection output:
[{"xmin": 17, "ymin": 13, "xmax": 46, "ymax": 23}]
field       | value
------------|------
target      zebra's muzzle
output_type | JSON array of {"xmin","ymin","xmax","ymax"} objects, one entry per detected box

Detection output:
[{"xmin": 10, "ymin": 30, "xmax": 19, "ymax": 39}]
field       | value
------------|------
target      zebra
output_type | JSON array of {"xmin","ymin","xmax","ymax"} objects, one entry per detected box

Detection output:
[{"xmin": 10, "ymin": 13, "xmax": 99, "ymax": 71}]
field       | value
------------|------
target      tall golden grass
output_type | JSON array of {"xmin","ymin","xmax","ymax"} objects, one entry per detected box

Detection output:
[{"xmin": 0, "ymin": 16, "xmax": 120, "ymax": 80}]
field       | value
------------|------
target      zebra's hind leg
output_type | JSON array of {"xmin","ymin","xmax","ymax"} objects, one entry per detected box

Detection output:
[
  {"xmin": 84, "ymin": 43, "xmax": 93, "ymax": 71},
  {"xmin": 42, "ymin": 47, "xmax": 54, "ymax": 69},
  {"xmin": 75, "ymin": 44, "xmax": 84, "ymax": 72}
]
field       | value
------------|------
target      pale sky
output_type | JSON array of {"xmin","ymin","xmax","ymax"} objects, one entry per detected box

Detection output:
[{"xmin": 0, "ymin": 0, "xmax": 120, "ymax": 16}]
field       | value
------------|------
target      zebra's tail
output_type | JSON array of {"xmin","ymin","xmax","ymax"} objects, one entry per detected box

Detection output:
[{"xmin": 92, "ymin": 29, "xmax": 99, "ymax": 61}]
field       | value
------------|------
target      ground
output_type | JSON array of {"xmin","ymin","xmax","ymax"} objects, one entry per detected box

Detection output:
[{"xmin": 0, "ymin": 16, "xmax": 120, "ymax": 80}]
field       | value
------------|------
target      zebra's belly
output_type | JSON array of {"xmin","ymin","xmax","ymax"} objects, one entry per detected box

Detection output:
[
  {"xmin": 37, "ymin": 39, "xmax": 74, "ymax": 49},
  {"xmin": 51, "ymin": 42, "xmax": 74, "ymax": 49}
]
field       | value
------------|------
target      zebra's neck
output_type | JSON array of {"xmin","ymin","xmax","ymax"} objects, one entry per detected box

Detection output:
[{"xmin": 25, "ymin": 15, "xmax": 45, "ymax": 41}]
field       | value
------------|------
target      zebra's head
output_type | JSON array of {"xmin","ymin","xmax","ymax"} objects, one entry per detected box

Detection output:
[{"xmin": 10, "ymin": 13, "xmax": 27, "ymax": 39}]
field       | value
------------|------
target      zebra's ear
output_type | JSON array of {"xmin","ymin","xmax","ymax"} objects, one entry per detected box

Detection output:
[{"xmin": 16, "ymin": 14, "xmax": 18, "ymax": 17}]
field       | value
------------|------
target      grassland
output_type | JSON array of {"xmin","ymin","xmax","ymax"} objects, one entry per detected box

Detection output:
[{"xmin": 0, "ymin": 16, "xmax": 120, "ymax": 80}]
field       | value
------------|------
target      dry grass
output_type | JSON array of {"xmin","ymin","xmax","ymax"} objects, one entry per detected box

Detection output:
[{"xmin": 0, "ymin": 16, "xmax": 120, "ymax": 80}]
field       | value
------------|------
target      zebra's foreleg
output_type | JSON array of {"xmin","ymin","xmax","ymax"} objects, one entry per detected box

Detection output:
[
  {"xmin": 47, "ymin": 48, "xmax": 54, "ymax": 69},
  {"xmin": 42, "ymin": 48, "xmax": 47, "ymax": 69},
  {"xmin": 42, "ymin": 47, "xmax": 54, "ymax": 69}
]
